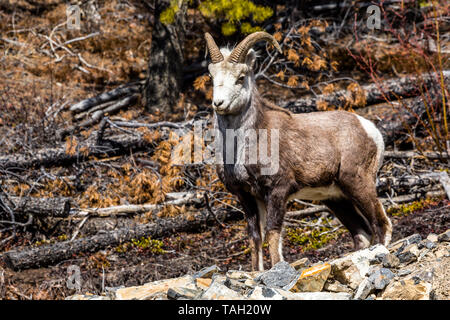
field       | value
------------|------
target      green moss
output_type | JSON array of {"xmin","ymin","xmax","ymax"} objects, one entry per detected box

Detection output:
[
  {"xmin": 34, "ymin": 234, "xmax": 68, "ymax": 247},
  {"xmin": 114, "ymin": 237, "xmax": 167, "ymax": 254},
  {"xmin": 387, "ymin": 198, "xmax": 435, "ymax": 217},
  {"xmin": 132, "ymin": 237, "xmax": 167, "ymax": 254},
  {"xmin": 286, "ymin": 224, "xmax": 344, "ymax": 251}
]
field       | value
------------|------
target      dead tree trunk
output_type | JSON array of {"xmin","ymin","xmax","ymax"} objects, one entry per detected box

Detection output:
[
  {"xmin": 143, "ymin": 0, "xmax": 186, "ymax": 115},
  {"xmin": 0, "ymin": 197, "xmax": 71, "ymax": 218}
]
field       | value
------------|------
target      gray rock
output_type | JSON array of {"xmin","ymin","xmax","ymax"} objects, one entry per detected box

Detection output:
[
  {"xmin": 397, "ymin": 244, "xmax": 419, "ymax": 264},
  {"xmin": 404, "ymin": 234, "xmax": 423, "ymax": 245},
  {"xmin": 381, "ymin": 253, "xmax": 400, "ymax": 268},
  {"xmin": 353, "ymin": 278, "xmax": 374, "ymax": 300},
  {"xmin": 224, "ymin": 277, "xmax": 251, "ymax": 293},
  {"xmin": 193, "ymin": 265, "xmax": 220, "ymax": 279},
  {"xmin": 418, "ymin": 239, "xmax": 437, "ymax": 250},
  {"xmin": 438, "ymin": 229, "xmax": 450, "ymax": 242},
  {"xmin": 372, "ymin": 253, "xmax": 387, "ymax": 264},
  {"xmin": 200, "ymin": 279, "xmax": 245, "ymax": 300},
  {"xmin": 368, "ymin": 267, "xmax": 395, "ymax": 290},
  {"xmin": 391, "ymin": 234, "xmax": 422, "ymax": 255},
  {"xmin": 167, "ymin": 287, "xmax": 202, "ymax": 300},
  {"xmin": 255, "ymin": 261, "xmax": 300, "ymax": 290}
]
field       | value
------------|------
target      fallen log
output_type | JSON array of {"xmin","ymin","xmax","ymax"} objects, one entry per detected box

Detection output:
[
  {"xmin": 285, "ymin": 205, "xmax": 330, "ymax": 219},
  {"xmin": 381, "ymin": 190, "xmax": 446, "ymax": 206},
  {"xmin": 384, "ymin": 150, "xmax": 450, "ymax": 160},
  {"xmin": 1, "ymin": 196, "xmax": 71, "ymax": 218},
  {"xmin": 376, "ymin": 174, "xmax": 442, "ymax": 195},
  {"xmin": 70, "ymin": 82, "xmax": 142, "ymax": 114},
  {"xmin": 0, "ymin": 133, "xmax": 157, "ymax": 171},
  {"xmin": 73, "ymin": 192, "xmax": 202, "ymax": 217},
  {"xmin": 285, "ymin": 189, "xmax": 447, "ymax": 221},
  {"xmin": 59, "ymin": 94, "xmax": 140, "ymax": 139},
  {"xmin": 283, "ymin": 71, "xmax": 450, "ymax": 113},
  {"xmin": 0, "ymin": 208, "xmax": 244, "ymax": 270}
]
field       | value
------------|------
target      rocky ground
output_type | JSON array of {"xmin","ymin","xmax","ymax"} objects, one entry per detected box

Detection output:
[{"xmin": 67, "ymin": 228, "xmax": 450, "ymax": 300}]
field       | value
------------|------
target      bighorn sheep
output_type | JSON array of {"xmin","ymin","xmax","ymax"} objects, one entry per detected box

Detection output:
[{"xmin": 204, "ymin": 31, "xmax": 392, "ymax": 271}]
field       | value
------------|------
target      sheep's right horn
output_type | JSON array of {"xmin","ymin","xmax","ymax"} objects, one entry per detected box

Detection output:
[
  {"xmin": 228, "ymin": 31, "xmax": 282, "ymax": 64},
  {"xmin": 205, "ymin": 33, "xmax": 224, "ymax": 64}
]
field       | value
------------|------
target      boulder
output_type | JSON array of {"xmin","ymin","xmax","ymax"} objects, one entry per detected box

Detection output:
[
  {"xmin": 291, "ymin": 263, "xmax": 331, "ymax": 292},
  {"xmin": 381, "ymin": 279, "xmax": 432, "ymax": 300}
]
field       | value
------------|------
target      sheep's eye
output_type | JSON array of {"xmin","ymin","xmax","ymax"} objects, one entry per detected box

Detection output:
[{"xmin": 236, "ymin": 75, "xmax": 245, "ymax": 85}]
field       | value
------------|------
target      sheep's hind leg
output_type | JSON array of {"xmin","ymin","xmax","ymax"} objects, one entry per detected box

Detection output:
[{"xmin": 323, "ymin": 199, "xmax": 372, "ymax": 250}]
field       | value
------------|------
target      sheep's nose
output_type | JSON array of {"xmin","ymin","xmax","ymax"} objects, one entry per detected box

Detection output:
[{"xmin": 213, "ymin": 100, "xmax": 224, "ymax": 108}]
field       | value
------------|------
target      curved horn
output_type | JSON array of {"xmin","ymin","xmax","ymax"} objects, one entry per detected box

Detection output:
[
  {"xmin": 204, "ymin": 33, "xmax": 224, "ymax": 64},
  {"xmin": 228, "ymin": 31, "xmax": 282, "ymax": 64}
]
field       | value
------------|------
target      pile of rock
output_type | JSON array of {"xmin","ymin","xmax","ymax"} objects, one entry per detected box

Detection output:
[{"xmin": 67, "ymin": 229, "xmax": 450, "ymax": 300}]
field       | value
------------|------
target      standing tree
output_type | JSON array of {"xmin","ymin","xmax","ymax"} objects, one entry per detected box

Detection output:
[{"xmin": 143, "ymin": 0, "xmax": 186, "ymax": 115}]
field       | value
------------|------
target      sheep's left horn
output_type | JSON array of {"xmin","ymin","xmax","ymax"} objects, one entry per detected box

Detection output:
[
  {"xmin": 205, "ymin": 33, "xmax": 224, "ymax": 64},
  {"xmin": 228, "ymin": 31, "xmax": 282, "ymax": 64}
]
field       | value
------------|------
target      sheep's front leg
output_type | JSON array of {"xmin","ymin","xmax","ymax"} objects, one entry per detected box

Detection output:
[
  {"xmin": 266, "ymin": 191, "xmax": 287, "ymax": 267},
  {"xmin": 247, "ymin": 213, "xmax": 264, "ymax": 271},
  {"xmin": 237, "ymin": 193, "xmax": 264, "ymax": 271}
]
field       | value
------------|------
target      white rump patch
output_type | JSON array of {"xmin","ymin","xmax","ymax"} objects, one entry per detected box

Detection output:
[
  {"xmin": 356, "ymin": 115, "xmax": 385, "ymax": 169},
  {"xmin": 288, "ymin": 183, "xmax": 346, "ymax": 201}
]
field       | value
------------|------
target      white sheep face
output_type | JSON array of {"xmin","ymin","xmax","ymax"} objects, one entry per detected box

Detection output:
[{"xmin": 208, "ymin": 49, "xmax": 256, "ymax": 115}]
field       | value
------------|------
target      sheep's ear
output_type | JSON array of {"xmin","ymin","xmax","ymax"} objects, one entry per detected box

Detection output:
[{"xmin": 245, "ymin": 49, "xmax": 257, "ymax": 68}]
